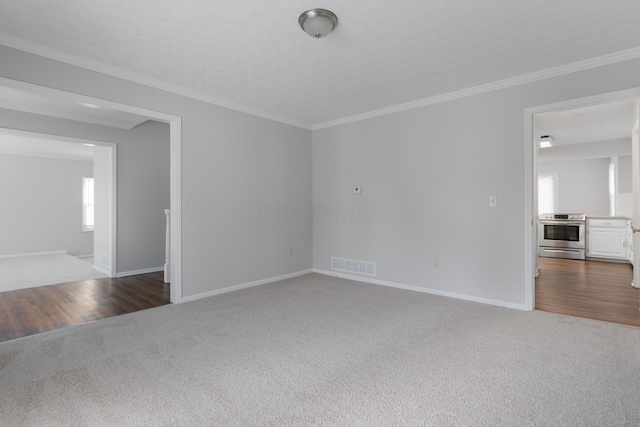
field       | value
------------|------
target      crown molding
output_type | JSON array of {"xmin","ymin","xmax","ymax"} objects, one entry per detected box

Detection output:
[
  {"xmin": 312, "ymin": 46, "xmax": 640, "ymax": 130},
  {"xmin": 0, "ymin": 35, "xmax": 312, "ymax": 130},
  {"xmin": 2, "ymin": 34, "xmax": 640, "ymax": 132}
]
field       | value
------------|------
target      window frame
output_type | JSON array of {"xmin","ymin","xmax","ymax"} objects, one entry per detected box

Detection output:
[
  {"xmin": 538, "ymin": 172, "xmax": 559, "ymax": 215},
  {"xmin": 82, "ymin": 176, "xmax": 95, "ymax": 232}
]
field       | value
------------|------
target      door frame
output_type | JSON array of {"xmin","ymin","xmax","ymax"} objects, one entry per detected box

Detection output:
[
  {"xmin": 523, "ymin": 88, "xmax": 640, "ymax": 310},
  {"xmin": 0, "ymin": 77, "xmax": 183, "ymax": 303}
]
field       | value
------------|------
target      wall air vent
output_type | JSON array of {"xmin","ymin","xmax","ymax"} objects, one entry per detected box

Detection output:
[{"xmin": 331, "ymin": 257, "xmax": 376, "ymax": 276}]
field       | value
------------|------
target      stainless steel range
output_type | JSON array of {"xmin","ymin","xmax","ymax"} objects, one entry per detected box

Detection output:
[{"xmin": 538, "ymin": 213, "xmax": 586, "ymax": 260}]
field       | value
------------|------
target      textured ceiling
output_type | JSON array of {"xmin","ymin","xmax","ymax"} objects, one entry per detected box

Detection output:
[
  {"xmin": 0, "ymin": 1, "xmax": 640, "ymax": 128},
  {"xmin": 535, "ymin": 99, "xmax": 637, "ymax": 146}
]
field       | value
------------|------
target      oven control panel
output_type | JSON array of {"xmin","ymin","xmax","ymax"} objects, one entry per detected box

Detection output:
[{"xmin": 539, "ymin": 213, "xmax": 586, "ymax": 221}]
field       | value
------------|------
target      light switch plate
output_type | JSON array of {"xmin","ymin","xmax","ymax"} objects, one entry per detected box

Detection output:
[{"xmin": 489, "ymin": 195, "xmax": 497, "ymax": 207}]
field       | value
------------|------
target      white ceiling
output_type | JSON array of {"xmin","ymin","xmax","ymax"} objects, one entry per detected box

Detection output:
[
  {"xmin": 0, "ymin": 1, "xmax": 640, "ymax": 129},
  {"xmin": 535, "ymin": 99, "xmax": 638, "ymax": 146}
]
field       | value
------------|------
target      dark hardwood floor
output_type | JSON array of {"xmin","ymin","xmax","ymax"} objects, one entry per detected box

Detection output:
[
  {"xmin": 0, "ymin": 272, "xmax": 170, "ymax": 343},
  {"xmin": 536, "ymin": 257, "xmax": 640, "ymax": 327}
]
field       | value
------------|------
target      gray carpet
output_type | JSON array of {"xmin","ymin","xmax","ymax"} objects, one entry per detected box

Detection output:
[{"xmin": 1, "ymin": 273, "xmax": 639, "ymax": 426}]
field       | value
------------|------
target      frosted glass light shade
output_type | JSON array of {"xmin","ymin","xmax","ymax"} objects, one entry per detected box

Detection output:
[
  {"xmin": 539, "ymin": 135, "xmax": 553, "ymax": 148},
  {"xmin": 299, "ymin": 9, "xmax": 338, "ymax": 39}
]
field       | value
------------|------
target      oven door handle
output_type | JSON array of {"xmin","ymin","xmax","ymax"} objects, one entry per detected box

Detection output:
[{"xmin": 539, "ymin": 221, "xmax": 584, "ymax": 226}]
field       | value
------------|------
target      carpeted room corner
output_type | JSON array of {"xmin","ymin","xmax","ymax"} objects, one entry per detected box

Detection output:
[{"xmin": 1, "ymin": 273, "xmax": 638, "ymax": 426}]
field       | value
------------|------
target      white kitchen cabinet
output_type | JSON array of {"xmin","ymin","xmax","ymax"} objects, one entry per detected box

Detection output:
[
  {"xmin": 626, "ymin": 222, "xmax": 634, "ymax": 263},
  {"xmin": 587, "ymin": 218, "xmax": 630, "ymax": 261}
]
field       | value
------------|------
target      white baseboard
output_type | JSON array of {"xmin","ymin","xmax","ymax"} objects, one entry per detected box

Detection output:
[
  {"xmin": 0, "ymin": 250, "xmax": 67, "ymax": 260},
  {"xmin": 93, "ymin": 265, "xmax": 111, "ymax": 276},
  {"xmin": 116, "ymin": 267, "xmax": 164, "ymax": 278},
  {"xmin": 76, "ymin": 254, "xmax": 94, "ymax": 260},
  {"xmin": 313, "ymin": 269, "xmax": 528, "ymax": 311},
  {"xmin": 181, "ymin": 269, "xmax": 314, "ymax": 303}
]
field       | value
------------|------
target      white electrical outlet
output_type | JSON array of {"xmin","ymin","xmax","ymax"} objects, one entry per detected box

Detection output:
[
  {"xmin": 489, "ymin": 195, "xmax": 497, "ymax": 207},
  {"xmin": 434, "ymin": 257, "xmax": 441, "ymax": 269}
]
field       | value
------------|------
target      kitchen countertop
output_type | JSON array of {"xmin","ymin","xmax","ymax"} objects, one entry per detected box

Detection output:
[{"xmin": 587, "ymin": 216, "xmax": 631, "ymax": 220}]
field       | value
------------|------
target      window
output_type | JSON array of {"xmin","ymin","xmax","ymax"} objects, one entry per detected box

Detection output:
[
  {"xmin": 82, "ymin": 177, "xmax": 95, "ymax": 232},
  {"xmin": 609, "ymin": 160, "xmax": 616, "ymax": 216},
  {"xmin": 538, "ymin": 173, "xmax": 557, "ymax": 214}
]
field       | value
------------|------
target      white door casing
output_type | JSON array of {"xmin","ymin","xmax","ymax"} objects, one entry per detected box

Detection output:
[{"xmin": 631, "ymin": 109, "xmax": 640, "ymax": 288}]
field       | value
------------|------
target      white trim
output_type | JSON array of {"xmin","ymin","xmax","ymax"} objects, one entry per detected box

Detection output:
[
  {"xmin": 93, "ymin": 265, "xmax": 111, "ymax": 276},
  {"xmin": 181, "ymin": 269, "xmax": 314, "ymax": 303},
  {"xmin": 0, "ymin": 250, "xmax": 67, "ymax": 260},
  {"xmin": 523, "ymin": 88, "xmax": 640, "ymax": 311},
  {"xmin": 313, "ymin": 269, "xmax": 528, "ymax": 311},
  {"xmin": 0, "ymin": 127, "xmax": 116, "ymax": 148},
  {"xmin": 0, "ymin": 76, "xmax": 178, "ymax": 124},
  {"xmin": 0, "ymin": 35, "xmax": 310, "ymax": 130},
  {"xmin": 312, "ymin": 47, "xmax": 640, "ymax": 130},
  {"xmin": 169, "ymin": 119, "xmax": 182, "ymax": 302},
  {"xmin": 523, "ymin": 107, "xmax": 535, "ymax": 311},
  {"xmin": 116, "ymin": 267, "xmax": 164, "ymax": 278},
  {"xmin": 4, "ymin": 35, "xmax": 640, "ymax": 132},
  {"xmin": 109, "ymin": 143, "xmax": 117, "ymax": 278},
  {"xmin": 0, "ymin": 77, "xmax": 182, "ymax": 303}
]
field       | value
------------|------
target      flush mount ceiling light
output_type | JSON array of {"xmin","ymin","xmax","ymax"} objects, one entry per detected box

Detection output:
[
  {"xmin": 539, "ymin": 135, "xmax": 554, "ymax": 148},
  {"xmin": 299, "ymin": 9, "xmax": 338, "ymax": 39}
]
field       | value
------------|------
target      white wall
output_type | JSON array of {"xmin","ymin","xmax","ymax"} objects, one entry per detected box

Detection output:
[
  {"xmin": 0, "ymin": 153, "xmax": 93, "ymax": 256},
  {"xmin": 537, "ymin": 138, "xmax": 631, "ymax": 163},
  {"xmin": 4, "ymin": 44, "xmax": 640, "ymax": 306},
  {"xmin": 618, "ymin": 154, "xmax": 632, "ymax": 193},
  {"xmin": 116, "ymin": 121, "xmax": 169, "ymax": 273},
  {"xmin": 313, "ymin": 58, "xmax": 640, "ymax": 307},
  {"xmin": 617, "ymin": 154, "xmax": 633, "ymax": 216},
  {"xmin": 0, "ymin": 45, "xmax": 313, "ymax": 298},
  {"xmin": 93, "ymin": 145, "xmax": 113, "ymax": 274},
  {"xmin": 538, "ymin": 158, "xmax": 611, "ymax": 215}
]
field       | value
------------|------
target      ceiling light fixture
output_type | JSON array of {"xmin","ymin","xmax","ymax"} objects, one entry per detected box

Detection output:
[
  {"xmin": 298, "ymin": 9, "xmax": 338, "ymax": 39},
  {"xmin": 539, "ymin": 135, "xmax": 553, "ymax": 148}
]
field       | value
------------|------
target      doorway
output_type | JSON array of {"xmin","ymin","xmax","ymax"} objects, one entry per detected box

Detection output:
[
  {"xmin": 524, "ymin": 89, "xmax": 640, "ymax": 325},
  {"xmin": 0, "ymin": 128, "xmax": 116, "ymax": 290},
  {"xmin": 0, "ymin": 76, "xmax": 182, "ymax": 303}
]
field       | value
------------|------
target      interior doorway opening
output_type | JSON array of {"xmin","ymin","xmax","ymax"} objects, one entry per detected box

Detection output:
[
  {"xmin": 0, "ymin": 128, "xmax": 117, "ymax": 282},
  {"xmin": 524, "ymin": 88, "xmax": 640, "ymax": 326},
  {"xmin": 0, "ymin": 76, "xmax": 182, "ymax": 304}
]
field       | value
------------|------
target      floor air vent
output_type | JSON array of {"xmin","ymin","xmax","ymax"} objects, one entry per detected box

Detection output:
[{"xmin": 331, "ymin": 257, "xmax": 376, "ymax": 276}]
